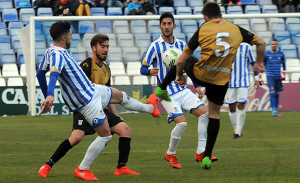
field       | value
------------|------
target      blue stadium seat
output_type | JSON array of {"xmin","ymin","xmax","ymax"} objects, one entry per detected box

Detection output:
[
  {"xmin": 186, "ymin": 32, "xmax": 194, "ymax": 42},
  {"xmin": 292, "ymin": 34, "xmax": 300, "ymax": 45},
  {"xmin": 122, "ymin": 47, "xmax": 140, "ymax": 63},
  {"xmin": 78, "ymin": 21, "xmax": 95, "ymax": 34},
  {"xmin": 11, "ymin": 36, "xmax": 22, "ymax": 51},
  {"xmin": 118, "ymin": 33, "xmax": 135, "ymax": 48},
  {"xmin": 174, "ymin": 33, "xmax": 186, "ymax": 43},
  {"xmin": 148, "ymin": 20, "xmax": 160, "ymax": 34},
  {"xmin": 70, "ymin": 34, "xmax": 81, "ymax": 48},
  {"xmin": 286, "ymin": 18, "xmax": 300, "ymax": 35},
  {"xmin": 193, "ymin": 7, "xmax": 203, "ymax": 14},
  {"xmin": 176, "ymin": 7, "xmax": 192, "ymax": 15},
  {"xmin": 262, "ymin": 5, "xmax": 278, "ymax": 14},
  {"xmin": 245, "ymin": 5, "xmax": 261, "ymax": 14},
  {"xmin": 113, "ymin": 21, "xmax": 129, "ymax": 34},
  {"xmin": 124, "ymin": 7, "xmax": 129, "ymax": 15},
  {"xmin": 14, "ymin": 0, "xmax": 31, "ymax": 8},
  {"xmin": 35, "ymin": 21, "xmax": 42, "ymax": 35},
  {"xmin": 37, "ymin": 7, "xmax": 53, "ymax": 16},
  {"xmin": 173, "ymin": 21, "xmax": 182, "ymax": 34},
  {"xmin": 91, "ymin": 7, "xmax": 105, "ymax": 16},
  {"xmin": 107, "ymin": 7, "xmax": 122, "ymax": 16},
  {"xmin": 8, "ymin": 22, "xmax": 24, "ymax": 36},
  {"xmin": 257, "ymin": 31, "xmax": 273, "ymax": 45},
  {"xmin": 0, "ymin": 22, "xmax": 7, "ymax": 35},
  {"xmin": 70, "ymin": 48, "xmax": 86, "ymax": 62},
  {"xmin": 227, "ymin": 6, "xmax": 243, "ymax": 14},
  {"xmin": 240, "ymin": 0, "xmax": 256, "ymax": 4},
  {"xmin": 107, "ymin": 46, "xmax": 122, "ymax": 61},
  {"xmin": 82, "ymin": 33, "xmax": 94, "ymax": 51},
  {"xmin": 159, "ymin": 7, "xmax": 174, "ymax": 15},
  {"xmin": 181, "ymin": 20, "xmax": 198, "ymax": 34},
  {"xmin": 2, "ymin": 9, "xmax": 19, "ymax": 22},
  {"xmin": 35, "ymin": 48, "xmax": 46, "ymax": 66},
  {"xmin": 274, "ymin": 31, "xmax": 292, "ymax": 45},
  {"xmin": 187, "ymin": 0, "xmax": 203, "ymax": 8},
  {"xmin": 42, "ymin": 21, "xmax": 55, "ymax": 35},
  {"xmin": 35, "ymin": 35, "xmax": 46, "ymax": 49},
  {"xmin": 46, "ymin": 35, "xmax": 53, "ymax": 47},
  {"xmin": 0, "ymin": 1, "xmax": 13, "ymax": 12},
  {"xmin": 256, "ymin": 0, "xmax": 272, "ymax": 6},
  {"xmin": 174, "ymin": 0, "xmax": 186, "ymax": 7},
  {"xmin": 19, "ymin": 8, "xmax": 35, "ymax": 23},
  {"xmin": 0, "ymin": 49, "xmax": 16, "ymax": 65},
  {"xmin": 150, "ymin": 33, "xmax": 160, "ymax": 42},
  {"xmin": 130, "ymin": 20, "xmax": 147, "ymax": 34},
  {"xmin": 95, "ymin": 21, "xmax": 112, "ymax": 34},
  {"xmin": 17, "ymin": 49, "xmax": 24, "ymax": 66},
  {"xmin": 234, "ymin": 19, "xmax": 250, "ymax": 30},
  {"xmin": 268, "ymin": 18, "xmax": 285, "ymax": 32},
  {"xmin": 107, "ymin": 33, "xmax": 117, "ymax": 47},
  {"xmin": 135, "ymin": 33, "xmax": 151, "ymax": 48},
  {"xmin": 0, "ymin": 35, "xmax": 11, "ymax": 50},
  {"xmin": 280, "ymin": 44, "xmax": 298, "ymax": 59},
  {"xmin": 250, "ymin": 19, "xmax": 267, "ymax": 32},
  {"xmin": 220, "ymin": 6, "xmax": 226, "ymax": 14}
]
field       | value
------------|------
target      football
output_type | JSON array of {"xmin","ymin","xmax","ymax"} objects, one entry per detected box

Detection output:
[{"xmin": 162, "ymin": 48, "xmax": 182, "ymax": 68}]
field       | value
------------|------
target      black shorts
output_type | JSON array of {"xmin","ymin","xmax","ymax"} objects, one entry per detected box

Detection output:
[
  {"xmin": 184, "ymin": 56, "xmax": 229, "ymax": 105},
  {"xmin": 73, "ymin": 109, "xmax": 125, "ymax": 135}
]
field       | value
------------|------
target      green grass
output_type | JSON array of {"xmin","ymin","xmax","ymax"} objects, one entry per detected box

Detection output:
[{"xmin": 0, "ymin": 111, "xmax": 300, "ymax": 183}]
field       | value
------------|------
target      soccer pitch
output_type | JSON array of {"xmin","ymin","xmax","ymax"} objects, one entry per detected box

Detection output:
[{"xmin": 0, "ymin": 111, "xmax": 300, "ymax": 183}]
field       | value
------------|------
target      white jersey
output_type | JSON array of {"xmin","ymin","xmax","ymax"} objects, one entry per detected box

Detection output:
[
  {"xmin": 142, "ymin": 35, "xmax": 187, "ymax": 96},
  {"xmin": 229, "ymin": 42, "xmax": 255, "ymax": 88},
  {"xmin": 38, "ymin": 46, "xmax": 95, "ymax": 111}
]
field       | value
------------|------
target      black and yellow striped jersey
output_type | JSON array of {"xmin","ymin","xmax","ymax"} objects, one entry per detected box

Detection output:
[
  {"xmin": 80, "ymin": 57, "xmax": 111, "ymax": 86},
  {"xmin": 184, "ymin": 19, "xmax": 258, "ymax": 85}
]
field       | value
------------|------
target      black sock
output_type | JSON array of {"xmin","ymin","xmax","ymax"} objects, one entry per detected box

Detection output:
[
  {"xmin": 45, "ymin": 139, "xmax": 73, "ymax": 167},
  {"xmin": 117, "ymin": 137, "xmax": 131, "ymax": 169},
  {"xmin": 160, "ymin": 66, "xmax": 177, "ymax": 90},
  {"xmin": 204, "ymin": 118, "xmax": 220, "ymax": 158}
]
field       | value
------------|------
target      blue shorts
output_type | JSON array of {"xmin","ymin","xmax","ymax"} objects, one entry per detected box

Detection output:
[{"xmin": 267, "ymin": 76, "xmax": 283, "ymax": 93}]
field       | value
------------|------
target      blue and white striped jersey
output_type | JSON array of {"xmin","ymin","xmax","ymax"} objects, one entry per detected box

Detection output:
[
  {"xmin": 264, "ymin": 50, "xmax": 286, "ymax": 78},
  {"xmin": 229, "ymin": 43, "xmax": 255, "ymax": 88},
  {"xmin": 38, "ymin": 46, "xmax": 95, "ymax": 111},
  {"xmin": 142, "ymin": 36, "xmax": 187, "ymax": 96}
]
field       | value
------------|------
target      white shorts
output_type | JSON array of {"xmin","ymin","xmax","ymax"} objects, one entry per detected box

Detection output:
[
  {"xmin": 161, "ymin": 89, "xmax": 204, "ymax": 123},
  {"xmin": 225, "ymin": 87, "xmax": 248, "ymax": 104},
  {"xmin": 79, "ymin": 85, "xmax": 112, "ymax": 128}
]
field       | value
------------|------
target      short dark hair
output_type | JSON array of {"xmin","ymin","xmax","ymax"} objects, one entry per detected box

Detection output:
[
  {"xmin": 202, "ymin": 2, "xmax": 221, "ymax": 19},
  {"xmin": 159, "ymin": 12, "xmax": 175, "ymax": 24},
  {"xmin": 90, "ymin": 34, "xmax": 109, "ymax": 48},
  {"xmin": 50, "ymin": 21, "xmax": 71, "ymax": 41},
  {"xmin": 272, "ymin": 39, "xmax": 278, "ymax": 42}
]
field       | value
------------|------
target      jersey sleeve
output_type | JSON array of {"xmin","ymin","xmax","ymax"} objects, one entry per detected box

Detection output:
[
  {"xmin": 282, "ymin": 53, "xmax": 286, "ymax": 71},
  {"xmin": 185, "ymin": 29, "xmax": 200, "ymax": 55},
  {"xmin": 142, "ymin": 43, "xmax": 157, "ymax": 67},
  {"xmin": 238, "ymin": 26, "xmax": 258, "ymax": 46},
  {"xmin": 49, "ymin": 50, "xmax": 65, "ymax": 74},
  {"xmin": 80, "ymin": 59, "xmax": 92, "ymax": 79},
  {"xmin": 247, "ymin": 44, "xmax": 255, "ymax": 64}
]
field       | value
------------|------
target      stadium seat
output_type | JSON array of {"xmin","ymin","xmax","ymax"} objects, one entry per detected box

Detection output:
[
  {"xmin": 227, "ymin": 6, "xmax": 243, "ymax": 14},
  {"xmin": 114, "ymin": 75, "xmax": 131, "ymax": 85},
  {"xmin": 280, "ymin": 44, "xmax": 298, "ymax": 59},
  {"xmin": 240, "ymin": 0, "xmax": 256, "ymax": 4},
  {"xmin": 107, "ymin": 7, "xmax": 122, "ymax": 16},
  {"xmin": 78, "ymin": 21, "xmax": 95, "ymax": 34},
  {"xmin": 46, "ymin": 35, "xmax": 53, "ymax": 47},
  {"xmin": 150, "ymin": 33, "xmax": 161, "ymax": 42},
  {"xmin": 187, "ymin": 0, "xmax": 203, "ymax": 8},
  {"xmin": 174, "ymin": 33, "xmax": 187, "ymax": 43},
  {"xmin": 0, "ymin": 1, "xmax": 12, "ymax": 12},
  {"xmin": 292, "ymin": 34, "xmax": 300, "ymax": 45},
  {"xmin": 130, "ymin": 20, "xmax": 147, "ymax": 34},
  {"xmin": 70, "ymin": 48, "xmax": 86, "ymax": 62},
  {"xmin": 256, "ymin": 0, "xmax": 272, "ymax": 6},
  {"xmin": 17, "ymin": 49, "xmax": 24, "ymax": 66},
  {"xmin": 35, "ymin": 21, "xmax": 42, "ymax": 35},
  {"xmin": 70, "ymin": 34, "xmax": 81, "ymax": 48},
  {"xmin": 176, "ymin": 7, "xmax": 192, "ymax": 15},
  {"xmin": 268, "ymin": 18, "xmax": 285, "ymax": 32},
  {"xmin": 106, "ymin": 33, "xmax": 117, "ymax": 47},
  {"xmin": 0, "ymin": 35, "xmax": 11, "ymax": 50},
  {"xmin": 42, "ymin": 21, "xmax": 55, "ymax": 35},
  {"xmin": 90, "ymin": 7, "xmax": 105, "ymax": 16},
  {"xmin": 186, "ymin": 32, "xmax": 194, "ymax": 42},
  {"xmin": 37, "ymin": 7, "xmax": 53, "ymax": 16},
  {"xmin": 122, "ymin": 47, "xmax": 140, "ymax": 63},
  {"xmin": 0, "ymin": 22, "xmax": 7, "ymax": 36},
  {"xmin": 113, "ymin": 21, "xmax": 130, "ymax": 34},
  {"xmin": 181, "ymin": 20, "xmax": 198, "ymax": 34},
  {"xmin": 135, "ymin": 33, "xmax": 151, "ymax": 48},
  {"xmin": 2, "ymin": 64, "xmax": 19, "ymax": 77},
  {"xmin": 148, "ymin": 20, "xmax": 160, "ymax": 34},
  {"xmin": 107, "ymin": 47, "xmax": 122, "ymax": 63},
  {"xmin": 2, "ymin": 9, "xmax": 19, "ymax": 22},
  {"xmin": 118, "ymin": 33, "xmax": 135, "ymax": 48},
  {"xmin": 257, "ymin": 31, "xmax": 273, "ymax": 45},
  {"xmin": 124, "ymin": 7, "xmax": 129, "ymax": 15},
  {"xmin": 35, "ymin": 48, "xmax": 46, "ymax": 66},
  {"xmin": 245, "ymin": 5, "xmax": 261, "ymax": 14},
  {"xmin": 109, "ymin": 62, "xmax": 126, "ymax": 75},
  {"xmin": 193, "ymin": 6, "xmax": 203, "ymax": 14},
  {"xmin": 95, "ymin": 21, "xmax": 112, "ymax": 34},
  {"xmin": 0, "ymin": 77, "xmax": 5, "ymax": 86},
  {"xmin": 274, "ymin": 31, "xmax": 292, "ymax": 45},
  {"xmin": 7, "ymin": 77, "xmax": 23, "ymax": 86},
  {"xmin": 234, "ymin": 19, "xmax": 250, "ymax": 30},
  {"xmin": 14, "ymin": 0, "xmax": 31, "ymax": 8},
  {"xmin": 0, "ymin": 50, "xmax": 16, "ymax": 65},
  {"xmin": 132, "ymin": 75, "xmax": 149, "ymax": 85},
  {"xmin": 127, "ymin": 62, "xmax": 142, "ymax": 76},
  {"xmin": 262, "ymin": 5, "xmax": 278, "ymax": 14},
  {"xmin": 11, "ymin": 36, "xmax": 22, "ymax": 51},
  {"xmin": 286, "ymin": 18, "xmax": 300, "ymax": 35},
  {"xmin": 220, "ymin": 6, "xmax": 226, "ymax": 14},
  {"xmin": 19, "ymin": 8, "xmax": 35, "ymax": 23},
  {"xmin": 35, "ymin": 35, "xmax": 46, "ymax": 49},
  {"xmin": 8, "ymin": 22, "xmax": 24, "ymax": 36},
  {"xmin": 20, "ymin": 63, "xmax": 26, "ymax": 77},
  {"xmin": 174, "ymin": 0, "xmax": 186, "ymax": 7},
  {"xmin": 159, "ymin": 7, "xmax": 174, "ymax": 15},
  {"xmin": 250, "ymin": 19, "xmax": 267, "ymax": 32}
]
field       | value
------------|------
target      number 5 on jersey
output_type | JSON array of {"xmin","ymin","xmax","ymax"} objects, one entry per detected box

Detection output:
[{"xmin": 215, "ymin": 32, "xmax": 230, "ymax": 57}]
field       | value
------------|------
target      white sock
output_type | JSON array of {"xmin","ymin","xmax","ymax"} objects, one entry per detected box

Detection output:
[
  {"xmin": 121, "ymin": 92, "xmax": 154, "ymax": 113},
  {"xmin": 229, "ymin": 111, "xmax": 237, "ymax": 134},
  {"xmin": 236, "ymin": 109, "xmax": 246, "ymax": 136},
  {"xmin": 79, "ymin": 135, "xmax": 112, "ymax": 170},
  {"xmin": 167, "ymin": 122, "xmax": 187, "ymax": 155},
  {"xmin": 196, "ymin": 113, "xmax": 208, "ymax": 154}
]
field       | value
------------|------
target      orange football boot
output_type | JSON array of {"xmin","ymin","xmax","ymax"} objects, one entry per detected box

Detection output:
[
  {"xmin": 164, "ymin": 152, "xmax": 181, "ymax": 169},
  {"xmin": 114, "ymin": 166, "xmax": 140, "ymax": 175},
  {"xmin": 74, "ymin": 165, "xmax": 99, "ymax": 180},
  {"xmin": 148, "ymin": 94, "xmax": 160, "ymax": 117},
  {"xmin": 39, "ymin": 164, "xmax": 51, "ymax": 178}
]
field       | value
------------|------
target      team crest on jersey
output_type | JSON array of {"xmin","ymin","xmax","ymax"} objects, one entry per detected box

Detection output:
[
  {"xmin": 50, "ymin": 66, "xmax": 59, "ymax": 72},
  {"xmin": 93, "ymin": 118, "xmax": 100, "ymax": 124},
  {"xmin": 78, "ymin": 120, "xmax": 83, "ymax": 125}
]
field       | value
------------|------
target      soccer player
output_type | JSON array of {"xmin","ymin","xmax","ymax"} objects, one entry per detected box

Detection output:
[
  {"xmin": 264, "ymin": 39, "xmax": 286, "ymax": 117},
  {"xmin": 38, "ymin": 34, "xmax": 141, "ymax": 178},
  {"xmin": 140, "ymin": 12, "xmax": 217, "ymax": 169},
  {"xmin": 224, "ymin": 42, "xmax": 260, "ymax": 139},
  {"xmin": 154, "ymin": 2, "xmax": 266, "ymax": 169},
  {"xmin": 36, "ymin": 22, "xmax": 159, "ymax": 180}
]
